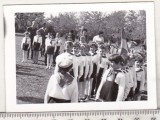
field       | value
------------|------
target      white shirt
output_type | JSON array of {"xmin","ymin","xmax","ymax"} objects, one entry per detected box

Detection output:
[
  {"xmin": 44, "ymin": 73, "xmax": 78, "ymax": 103},
  {"xmin": 21, "ymin": 37, "xmax": 31, "ymax": 44},
  {"xmin": 99, "ymin": 56, "xmax": 110, "ymax": 70},
  {"xmin": 90, "ymin": 52, "xmax": 101, "ymax": 74},
  {"xmin": 93, "ymin": 35, "xmax": 104, "ymax": 44},
  {"xmin": 33, "ymin": 35, "xmax": 42, "ymax": 46},
  {"xmin": 55, "ymin": 37, "xmax": 63, "ymax": 46},
  {"xmin": 45, "ymin": 38, "xmax": 57, "ymax": 51},
  {"xmin": 72, "ymin": 55, "xmax": 82, "ymax": 79}
]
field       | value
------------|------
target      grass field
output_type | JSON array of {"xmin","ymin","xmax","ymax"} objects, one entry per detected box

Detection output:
[{"xmin": 16, "ymin": 35, "xmax": 54, "ymax": 104}]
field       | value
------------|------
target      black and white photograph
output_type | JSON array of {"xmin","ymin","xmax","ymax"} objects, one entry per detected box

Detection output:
[{"xmin": 4, "ymin": 2, "xmax": 157, "ymax": 112}]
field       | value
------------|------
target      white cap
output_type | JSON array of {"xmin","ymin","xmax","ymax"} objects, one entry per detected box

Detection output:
[{"xmin": 58, "ymin": 57, "xmax": 73, "ymax": 68}]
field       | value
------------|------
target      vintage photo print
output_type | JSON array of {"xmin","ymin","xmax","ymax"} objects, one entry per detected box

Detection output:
[{"xmin": 4, "ymin": 2, "xmax": 157, "ymax": 112}]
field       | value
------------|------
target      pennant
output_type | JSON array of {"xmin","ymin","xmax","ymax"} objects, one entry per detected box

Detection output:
[{"xmin": 119, "ymin": 28, "xmax": 129, "ymax": 63}]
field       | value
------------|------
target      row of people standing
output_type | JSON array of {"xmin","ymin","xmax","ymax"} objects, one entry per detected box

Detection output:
[
  {"xmin": 44, "ymin": 39, "xmax": 147, "ymax": 103},
  {"xmin": 21, "ymin": 23, "xmax": 90, "ymax": 65}
]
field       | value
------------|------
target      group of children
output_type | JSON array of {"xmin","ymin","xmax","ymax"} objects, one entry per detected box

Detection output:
[
  {"xmin": 43, "ymin": 34, "xmax": 147, "ymax": 103},
  {"xmin": 20, "ymin": 28, "xmax": 147, "ymax": 103},
  {"xmin": 21, "ymin": 30, "xmax": 64, "ymax": 67}
]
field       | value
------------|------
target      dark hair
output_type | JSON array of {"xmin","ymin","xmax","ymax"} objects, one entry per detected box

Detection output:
[
  {"xmin": 109, "ymin": 54, "xmax": 123, "ymax": 64},
  {"xmin": 98, "ymin": 31, "xmax": 104, "ymax": 35},
  {"xmin": 82, "ymin": 28, "xmax": 88, "ymax": 32},
  {"xmin": 99, "ymin": 44, "xmax": 106, "ymax": 50},
  {"xmin": 43, "ymin": 23, "xmax": 46, "ymax": 26},
  {"xmin": 73, "ymin": 42, "xmax": 80, "ymax": 48},
  {"xmin": 58, "ymin": 64, "xmax": 73, "ymax": 73},
  {"xmin": 65, "ymin": 41, "xmax": 73, "ymax": 47},
  {"xmin": 134, "ymin": 52, "xmax": 143, "ymax": 63},
  {"xmin": 70, "ymin": 30, "xmax": 74, "ymax": 33},
  {"xmin": 90, "ymin": 42, "xmax": 98, "ymax": 49}
]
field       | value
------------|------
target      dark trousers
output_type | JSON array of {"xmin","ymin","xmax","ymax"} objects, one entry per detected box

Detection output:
[
  {"xmin": 53, "ymin": 46, "xmax": 60, "ymax": 64},
  {"xmin": 91, "ymin": 64, "xmax": 97, "ymax": 96},
  {"xmin": 125, "ymin": 87, "xmax": 134, "ymax": 101},
  {"xmin": 44, "ymin": 53, "xmax": 47, "ymax": 65},
  {"xmin": 135, "ymin": 81, "xmax": 141, "ymax": 95},
  {"xmin": 95, "ymin": 68, "xmax": 104, "ymax": 94},
  {"xmin": 27, "ymin": 36, "xmax": 33, "ymax": 59},
  {"xmin": 91, "ymin": 77, "xmax": 97, "ymax": 96},
  {"xmin": 48, "ymin": 97, "xmax": 71, "ymax": 103}
]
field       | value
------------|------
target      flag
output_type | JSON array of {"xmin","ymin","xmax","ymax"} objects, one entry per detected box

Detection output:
[{"xmin": 119, "ymin": 28, "xmax": 129, "ymax": 63}]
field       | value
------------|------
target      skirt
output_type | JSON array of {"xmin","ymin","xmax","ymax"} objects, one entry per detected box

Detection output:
[
  {"xmin": 110, "ymin": 82, "xmax": 118, "ymax": 101},
  {"xmin": 33, "ymin": 42, "xmax": 40, "ymax": 51},
  {"xmin": 91, "ymin": 63, "xmax": 97, "ymax": 78},
  {"xmin": 100, "ymin": 81, "xmax": 118, "ymax": 101},
  {"xmin": 48, "ymin": 97, "xmax": 71, "ymax": 103},
  {"xmin": 79, "ymin": 67, "xmax": 85, "ymax": 82},
  {"xmin": 55, "ymin": 46, "xmax": 60, "ymax": 54},
  {"xmin": 22, "ymin": 43, "xmax": 29, "ymax": 51},
  {"xmin": 46, "ymin": 46, "xmax": 54, "ymax": 54}
]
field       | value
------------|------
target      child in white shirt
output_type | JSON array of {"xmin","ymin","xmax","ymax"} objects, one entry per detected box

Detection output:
[
  {"xmin": 21, "ymin": 32, "xmax": 31, "ymax": 62},
  {"xmin": 45, "ymin": 33, "xmax": 57, "ymax": 69},
  {"xmin": 32, "ymin": 30, "xmax": 42, "ymax": 64}
]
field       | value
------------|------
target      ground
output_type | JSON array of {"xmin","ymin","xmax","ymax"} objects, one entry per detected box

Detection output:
[{"xmin": 16, "ymin": 35, "xmax": 53, "ymax": 104}]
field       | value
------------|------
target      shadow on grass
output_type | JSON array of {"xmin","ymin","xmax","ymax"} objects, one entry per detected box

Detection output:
[
  {"xmin": 16, "ymin": 64, "xmax": 44, "ymax": 77},
  {"xmin": 17, "ymin": 96, "xmax": 44, "ymax": 104},
  {"xmin": 16, "ymin": 64, "xmax": 33, "ymax": 71},
  {"xmin": 16, "ymin": 71, "xmax": 43, "ymax": 77}
]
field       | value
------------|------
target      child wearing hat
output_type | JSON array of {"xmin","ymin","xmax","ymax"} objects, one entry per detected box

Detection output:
[
  {"xmin": 21, "ymin": 32, "xmax": 31, "ymax": 62},
  {"xmin": 45, "ymin": 33, "xmax": 57, "ymax": 69},
  {"xmin": 32, "ymin": 30, "xmax": 42, "ymax": 64},
  {"xmin": 44, "ymin": 56, "xmax": 78, "ymax": 103},
  {"xmin": 95, "ymin": 54, "xmax": 125, "ymax": 101}
]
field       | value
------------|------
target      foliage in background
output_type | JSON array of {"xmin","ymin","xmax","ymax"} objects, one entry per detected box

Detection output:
[{"xmin": 15, "ymin": 10, "xmax": 146, "ymax": 44}]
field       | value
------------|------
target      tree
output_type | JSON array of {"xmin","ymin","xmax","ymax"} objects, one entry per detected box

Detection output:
[
  {"xmin": 124, "ymin": 10, "xmax": 146, "ymax": 43},
  {"xmin": 48, "ymin": 12, "xmax": 78, "ymax": 35},
  {"xmin": 15, "ymin": 13, "xmax": 45, "ymax": 32}
]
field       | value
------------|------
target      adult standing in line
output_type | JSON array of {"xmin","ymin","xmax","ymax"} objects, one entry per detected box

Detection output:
[
  {"xmin": 93, "ymin": 31, "xmax": 104, "ymax": 44},
  {"xmin": 26, "ymin": 21, "xmax": 38, "ymax": 59},
  {"xmin": 38, "ymin": 23, "xmax": 48, "ymax": 57}
]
